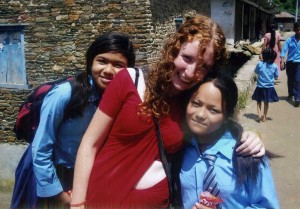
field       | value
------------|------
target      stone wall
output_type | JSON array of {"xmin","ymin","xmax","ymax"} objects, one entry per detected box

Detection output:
[{"xmin": 0, "ymin": 0, "xmax": 209, "ymax": 142}]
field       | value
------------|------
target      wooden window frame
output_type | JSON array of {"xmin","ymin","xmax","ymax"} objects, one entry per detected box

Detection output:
[{"xmin": 0, "ymin": 24, "xmax": 28, "ymax": 89}]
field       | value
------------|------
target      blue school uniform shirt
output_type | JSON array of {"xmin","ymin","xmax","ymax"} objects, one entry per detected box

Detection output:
[
  {"xmin": 255, "ymin": 61, "xmax": 278, "ymax": 88},
  {"xmin": 280, "ymin": 35, "xmax": 300, "ymax": 62},
  {"xmin": 180, "ymin": 131, "xmax": 280, "ymax": 209},
  {"xmin": 32, "ymin": 77, "xmax": 99, "ymax": 197}
]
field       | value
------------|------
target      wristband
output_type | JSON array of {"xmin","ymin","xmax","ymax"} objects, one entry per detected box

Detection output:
[{"xmin": 70, "ymin": 201, "xmax": 86, "ymax": 207}]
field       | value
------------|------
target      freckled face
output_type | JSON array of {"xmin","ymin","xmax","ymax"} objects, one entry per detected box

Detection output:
[
  {"xmin": 91, "ymin": 52, "xmax": 128, "ymax": 90},
  {"xmin": 170, "ymin": 40, "xmax": 215, "ymax": 95},
  {"xmin": 186, "ymin": 82, "xmax": 225, "ymax": 142}
]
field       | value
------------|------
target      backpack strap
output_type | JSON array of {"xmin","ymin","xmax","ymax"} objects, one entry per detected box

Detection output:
[{"xmin": 127, "ymin": 68, "xmax": 145, "ymax": 101}]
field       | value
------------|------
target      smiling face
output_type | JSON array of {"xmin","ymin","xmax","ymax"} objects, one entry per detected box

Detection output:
[
  {"xmin": 91, "ymin": 52, "xmax": 128, "ymax": 90},
  {"xmin": 186, "ymin": 81, "xmax": 225, "ymax": 142},
  {"xmin": 170, "ymin": 40, "xmax": 215, "ymax": 95}
]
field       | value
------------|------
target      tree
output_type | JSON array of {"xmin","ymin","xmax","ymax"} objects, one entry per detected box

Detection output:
[{"xmin": 275, "ymin": 0, "xmax": 298, "ymax": 15}]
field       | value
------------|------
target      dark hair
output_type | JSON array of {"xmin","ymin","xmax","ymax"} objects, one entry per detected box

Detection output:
[
  {"xmin": 65, "ymin": 32, "xmax": 135, "ymax": 119},
  {"xmin": 294, "ymin": 21, "xmax": 299, "ymax": 31},
  {"xmin": 211, "ymin": 74, "xmax": 238, "ymax": 119},
  {"xmin": 86, "ymin": 32, "xmax": 135, "ymax": 74},
  {"xmin": 269, "ymin": 23, "xmax": 276, "ymax": 49},
  {"xmin": 262, "ymin": 48, "xmax": 277, "ymax": 64},
  {"xmin": 230, "ymin": 121, "xmax": 281, "ymax": 189}
]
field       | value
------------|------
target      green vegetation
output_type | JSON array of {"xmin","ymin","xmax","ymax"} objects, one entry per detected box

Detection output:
[
  {"xmin": 275, "ymin": 0, "xmax": 298, "ymax": 15},
  {"xmin": 238, "ymin": 91, "xmax": 249, "ymax": 110}
]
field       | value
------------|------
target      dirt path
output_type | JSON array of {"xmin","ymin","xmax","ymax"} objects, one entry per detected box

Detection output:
[{"xmin": 239, "ymin": 65, "xmax": 300, "ymax": 208}]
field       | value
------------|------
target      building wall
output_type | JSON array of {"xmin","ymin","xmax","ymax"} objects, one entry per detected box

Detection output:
[
  {"xmin": 211, "ymin": 0, "xmax": 278, "ymax": 44},
  {"xmin": 0, "ymin": 0, "xmax": 209, "ymax": 142},
  {"xmin": 211, "ymin": 0, "xmax": 236, "ymax": 47}
]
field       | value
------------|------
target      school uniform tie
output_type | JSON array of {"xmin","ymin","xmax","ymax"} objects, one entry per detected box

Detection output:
[{"xmin": 203, "ymin": 154, "xmax": 222, "ymax": 209}]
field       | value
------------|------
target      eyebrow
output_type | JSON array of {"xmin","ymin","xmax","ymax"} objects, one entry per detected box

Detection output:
[{"xmin": 96, "ymin": 56, "xmax": 126, "ymax": 64}]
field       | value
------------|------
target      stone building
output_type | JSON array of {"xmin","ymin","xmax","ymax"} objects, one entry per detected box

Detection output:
[{"xmin": 0, "ymin": 0, "xmax": 210, "ymax": 142}]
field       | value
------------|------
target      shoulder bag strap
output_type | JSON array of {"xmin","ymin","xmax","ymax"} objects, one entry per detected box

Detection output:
[
  {"xmin": 153, "ymin": 116, "xmax": 174, "ymax": 208},
  {"xmin": 134, "ymin": 67, "xmax": 139, "ymax": 87}
]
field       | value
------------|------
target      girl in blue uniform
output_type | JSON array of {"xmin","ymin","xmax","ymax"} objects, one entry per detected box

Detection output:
[
  {"xmin": 180, "ymin": 73, "xmax": 280, "ymax": 209},
  {"xmin": 252, "ymin": 48, "xmax": 279, "ymax": 122},
  {"xmin": 11, "ymin": 32, "xmax": 135, "ymax": 209}
]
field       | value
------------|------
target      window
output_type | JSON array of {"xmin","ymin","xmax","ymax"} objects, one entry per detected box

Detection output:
[{"xmin": 0, "ymin": 24, "xmax": 28, "ymax": 89}]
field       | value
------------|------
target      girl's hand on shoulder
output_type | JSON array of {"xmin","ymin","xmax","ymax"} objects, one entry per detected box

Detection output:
[
  {"xmin": 192, "ymin": 202, "xmax": 216, "ymax": 209},
  {"xmin": 236, "ymin": 130, "xmax": 265, "ymax": 157}
]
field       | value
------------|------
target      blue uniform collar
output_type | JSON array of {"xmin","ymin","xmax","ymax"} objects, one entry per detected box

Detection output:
[
  {"xmin": 190, "ymin": 130, "xmax": 236, "ymax": 161},
  {"xmin": 88, "ymin": 76, "xmax": 100, "ymax": 103}
]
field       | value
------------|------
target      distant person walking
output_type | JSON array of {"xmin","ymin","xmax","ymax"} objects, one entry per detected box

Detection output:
[
  {"xmin": 280, "ymin": 22, "xmax": 300, "ymax": 107},
  {"xmin": 262, "ymin": 23, "xmax": 282, "ymax": 78},
  {"xmin": 252, "ymin": 48, "xmax": 279, "ymax": 122}
]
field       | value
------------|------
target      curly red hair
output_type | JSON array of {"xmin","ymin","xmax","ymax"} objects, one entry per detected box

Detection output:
[{"xmin": 141, "ymin": 15, "xmax": 226, "ymax": 119}]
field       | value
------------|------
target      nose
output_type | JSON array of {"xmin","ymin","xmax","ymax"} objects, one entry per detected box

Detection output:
[
  {"xmin": 184, "ymin": 63, "xmax": 198, "ymax": 79},
  {"xmin": 103, "ymin": 63, "xmax": 116, "ymax": 75},
  {"xmin": 195, "ymin": 108, "xmax": 206, "ymax": 120}
]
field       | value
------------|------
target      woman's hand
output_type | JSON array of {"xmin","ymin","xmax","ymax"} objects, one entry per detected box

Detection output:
[
  {"xmin": 236, "ymin": 131, "xmax": 265, "ymax": 157},
  {"xmin": 280, "ymin": 61, "xmax": 285, "ymax": 71},
  {"xmin": 70, "ymin": 206, "xmax": 85, "ymax": 209},
  {"xmin": 56, "ymin": 191, "xmax": 71, "ymax": 205},
  {"xmin": 70, "ymin": 200, "xmax": 86, "ymax": 209},
  {"xmin": 192, "ymin": 202, "xmax": 216, "ymax": 209}
]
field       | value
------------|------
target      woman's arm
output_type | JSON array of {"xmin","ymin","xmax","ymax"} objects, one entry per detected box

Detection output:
[
  {"xmin": 235, "ymin": 131, "xmax": 265, "ymax": 157},
  {"xmin": 71, "ymin": 109, "xmax": 113, "ymax": 208}
]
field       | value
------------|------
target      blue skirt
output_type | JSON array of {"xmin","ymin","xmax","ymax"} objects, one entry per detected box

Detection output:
[
  {"xmin": 11, "ymin": 144, "xmax": 74, "ymax": 209},
  {"xmin": 10, "ymin": 144, "xmax": 37, "ymax": 209},
  {"xmin": 252, "ymin": 87, "xmax": 279, "ymax": 102}
]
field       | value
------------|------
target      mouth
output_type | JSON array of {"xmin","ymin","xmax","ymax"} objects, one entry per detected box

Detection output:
[
  {"xmin": 99, "ymin": 75, "xmax": 113, "ymax": 84},
  {"xmin": 178, "ymin": 72, "xmax": 192, "ymax": 83},
  {"xmin": 191, "ymin": 118, "xmax": 207, "ymax": 127}
]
